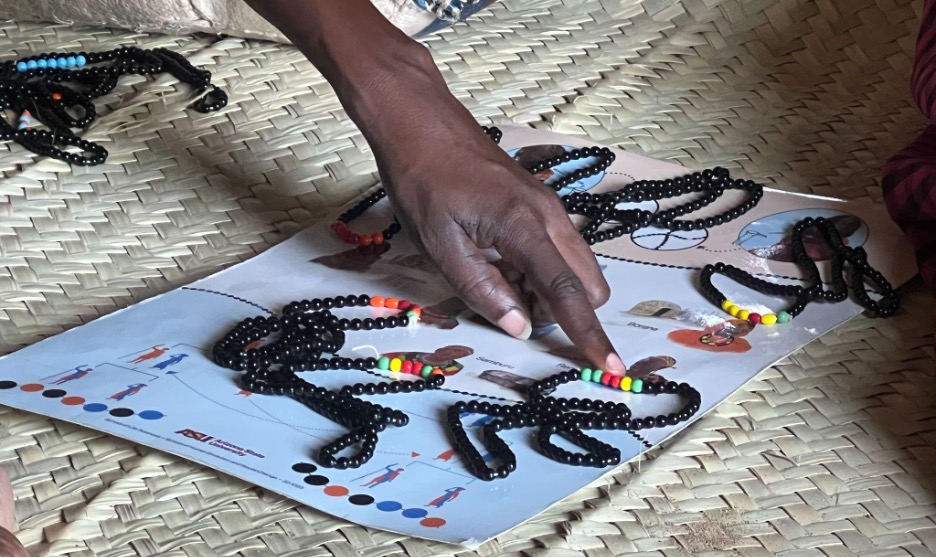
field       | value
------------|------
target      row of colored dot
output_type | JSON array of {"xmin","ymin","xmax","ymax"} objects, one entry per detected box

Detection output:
[
  {"xmin": 721, "ymin": 300, "xmax": 790, "ymax": 325},
  {"xmin": 377, "ymin": 357, "xmax": 444, "ymax": 378},
  {"xmin": 579, "ymin": 369, "xmax": 644, "ymax": 393},
  {"xmin": 16, "ymin": 56, "xmax": 87, "ymax": 72},
  {"xmin": 331, "ymin": 222, "xmax": 384, "ymax": 246},
  {"xmin": 0, "ymin": 380, "xmax": 164, "ymax": 420},
  {"xmin": 291, "ymin": 463, "xmax": 445, "ymax": 528},
  {"xmin": 369, "ymin": 296, "xmax": 421, "ymax": 319}
]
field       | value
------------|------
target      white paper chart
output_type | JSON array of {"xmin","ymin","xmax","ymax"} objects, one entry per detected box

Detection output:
[{"xmin": 0, "ymin": 128, "xmax": 915, "ymax": 547}]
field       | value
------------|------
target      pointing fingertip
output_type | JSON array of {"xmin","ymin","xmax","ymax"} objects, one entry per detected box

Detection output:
[
  {"xmin": 497, "ymin": 308, "xmax": 532, "ymax": 340},
  {"xmin": 605, "ymin": 352, "xmax": 626, "ymax": 374}
]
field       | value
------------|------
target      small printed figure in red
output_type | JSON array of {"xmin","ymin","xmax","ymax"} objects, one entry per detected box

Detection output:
[
  {"xmin": 427, "ymin": 487, "xmax": 465, "ymax": 509},
  {"xmin": 108, "ymin": 383, "xmax": 147, "ymax": 401},
  {"xmin": 130, "ymin": 346, "xmax": 169, "ymax": 364},
  {"xmin": 434, "ymin": 448, "xmax": 457, "ymax": 462},
  {"xmin": 361, "ymin": 465, "xmax": 404, "ymax": 488},
  {"xmin": 53, "ymin": 366, "xmax": 92, "ymax": 385}
]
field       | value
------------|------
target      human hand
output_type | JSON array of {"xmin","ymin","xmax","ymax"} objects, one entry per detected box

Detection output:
[{"xmin": 349, "ymin": 51, "xmax": 625, "ymax": 374}]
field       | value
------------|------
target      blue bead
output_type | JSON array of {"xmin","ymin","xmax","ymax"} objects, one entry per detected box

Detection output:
[
  {"xmin": 15, "ymin": 61, "xmax": 27, "ymax": 72},
  {"xmin": 57, "ymin": 58, "xmax": 67, "ymax": 69},
  {"xmin": 76, "ymin": 55, "xmax": 86, "ymax": 67},
  {"xmin": 26, "ymin": 60, "xmax": 37, "ymax": 70},
  {"xmin": 37, "ymin": 59, "xmax": 47, "ymax": 69},
  {"xmin": 66, "ymin": 56, "xmax": 76, "ymax": 68}
]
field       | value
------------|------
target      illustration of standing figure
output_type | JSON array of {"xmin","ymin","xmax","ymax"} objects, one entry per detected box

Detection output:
[
  {"xmin": 362, "ymin": 466, "xmax": 404, "ymax": 488},
  {"xmin": 108, "ymin": 383, "xmax": 147, "ymax": 401},
  {"xmin": 383, "ymin": 346, "xmax": 474, "ymax": 376},
  {"xmin": 427, "ymin": 487, "xmax": 465, "ymax": 508},
  {"xmin": 53, "ymin": 366, "xmax": 92, "ymax": 385},
  {"xmin": 434, "ymin": 448, "xmax": 457, "ymax": 462},
  {"xmin": 151, "ymin": 354, "xmax": 189, "ymax": 370},
  {"xmin": 129, "ymin": 346, "xmax": 169, "ymax": 364}
]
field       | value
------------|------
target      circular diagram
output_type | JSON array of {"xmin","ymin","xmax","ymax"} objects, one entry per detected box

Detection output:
[
  {"xmin": 631, "ymin": 226, "xmax": 709, "ymax": 251},
  {"xmin": 507, "ymin": 144, "xmax": 606, "ymax": 195},
  {"xmin": 735, "ymin": 209, "xmax": 868, "ymax": 263}
]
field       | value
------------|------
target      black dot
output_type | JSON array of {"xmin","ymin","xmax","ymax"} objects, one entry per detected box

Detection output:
[
  {"xmin": 42, "ymin": 389, "xmax": 66, "ymax": 398},
  {"xmin": 109, "ymin": 408, "xmax": 134, "ymax": 417},
  {"xmin": 348, "ymin": 494, "xmax": 374, "ymax": 506},
  {"xmin": 0, "ymin": 381, "xmax": 16, "ymax": 390},
  {"xmin": 304, "ymin": 474, "xmax": 329, "ymax": 486},
  {"xmin": 292, "ymin": 462, "xmax": 317, "ymax": 474}
]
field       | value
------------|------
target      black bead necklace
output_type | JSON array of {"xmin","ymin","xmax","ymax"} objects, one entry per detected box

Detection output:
[
  {"xmin": 2, "ymin": 46, "xmax": 227, "ymax": 165},
  {"xmin": 446, "ymin": 369, "xmax": 701, "ymax": 481},
  {"xmin": 212, "ymin": 294, "xmax": 444, "ymax": 470},
  {"xmin": 699, "ymin": 216, "xmax": 899, "ymax": 325}
]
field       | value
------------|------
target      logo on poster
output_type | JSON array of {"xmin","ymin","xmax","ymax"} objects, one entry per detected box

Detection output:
[
  {"xmin": 176, "ymin": 428, "xmax": 213, "ymax": 442},
  {"xmin": 175, "ymin": 428, "xmax": 265, "ymax": 458}
]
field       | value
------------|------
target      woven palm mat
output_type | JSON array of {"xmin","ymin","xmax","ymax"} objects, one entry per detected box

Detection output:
[{"xmin": 0, "ymin": 0, "xmax": 934, "ymax": 555}]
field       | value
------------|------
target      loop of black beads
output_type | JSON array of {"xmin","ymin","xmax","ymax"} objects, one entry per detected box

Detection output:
[
  {"xmin": 445, "ymin": 369, "xmax": 701, "ymax": 481},
  {"xmin": 563, "ymin": 166, "xmax": 764, "ymax": 246},
  {"xmin": 699, "ymin": 216, "xmax": 900, "ymax": 321},
  {"xmin": 212, "ymin": 294, "xmax": 443, "ymax": 470},
  {"xmin": 1, "ymin": 46, "xmax": 227, "ymax": 165}
]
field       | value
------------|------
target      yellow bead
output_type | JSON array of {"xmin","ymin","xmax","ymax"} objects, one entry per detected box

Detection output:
[
  {"xmin": 389, "ymin": 358, "xmax": 402, "ymax": 373},
  {"xmin": 738, "ymin": 310, "xmax": 750, "ymax": 320},
  {"xmin": 762, "ymin": 314, "xmax": 778, "ymax": 325},
  {"xmin": 721, "ymin": 300, "xmax": 734, "ymax": 311},
  {"xmin": 728, "ymin": 305, "xmax": 741, "ymax": 317},
  {"xmin": 620, "ymin": 377, "xmax": 633, "ymax": 391}
]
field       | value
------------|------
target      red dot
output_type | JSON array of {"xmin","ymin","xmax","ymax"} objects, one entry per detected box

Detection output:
[
  {"xmin": 61, "ymin": 396, "xmax": 85, "ymax": 406},
  {"xmin": 420, "ymin": 517, "xmax": 446, "ymax": 528},
  {"xmin": 324, "ymin": 485, "xmax": 349, "ymax": 497},
  {"xmin": 20, "ymin": 384, "xmax": 43, "ymax": 392}
]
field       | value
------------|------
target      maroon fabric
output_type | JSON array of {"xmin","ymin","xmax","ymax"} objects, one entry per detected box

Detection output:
[{"xmin": 882, "ymin": 0, "xmax": 936, "ymax": 291}]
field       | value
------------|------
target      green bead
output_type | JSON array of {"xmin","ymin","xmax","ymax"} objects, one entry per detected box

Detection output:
[
  {"xmin": 421, "ymin": 366, "xmax": 432, "ymax": 378},
  {"xmin": 580, "ymin": 368, "xmax": 592, "ymax": 382},
  {"xmin": 377, "ymin": 357, "xmax": 390, "ymax": 370},
  {"xmin": 592, "ymin": 369, "xmax": 604, "ymax": 383},
  {"xmin": 632, "ymin": 378, "xmax": 644, "ymax": 393},
  {"xmin": 777, "ymin": 311, "xmax": 791, "ymax": 323}
]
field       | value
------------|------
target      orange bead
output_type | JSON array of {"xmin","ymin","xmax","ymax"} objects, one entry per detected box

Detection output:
[
  {"xmin": 51, "ymin": 92, "xmax": 62, "ymax": 101},
  {"xmin": 370, "ymin": 296, "xmax": 385, "ymax": 307},
  {"xmin": 410, "ymin": 307, "xmax": 421, "ymax": 317},
  {"xmin": 384, "ymin": 298, "xmax": 399, "ymax": 309},
  {"xmin": 360, "ymin": 235, "xmax": 373, "ymax": 246},
  {"xmin": 372, "ymin": 232, "xmax": 384, "ymax": 244},
  {"xmin": 431, "ymin": 368, "xmax": 444, "ymax": 376}
]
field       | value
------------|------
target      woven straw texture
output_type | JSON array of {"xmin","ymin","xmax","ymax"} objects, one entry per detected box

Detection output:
[{"xmin": 1, "ymin": 0, "xmax": 935, "ymax": 555}]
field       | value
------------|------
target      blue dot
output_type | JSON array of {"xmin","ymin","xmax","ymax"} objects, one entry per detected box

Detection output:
[
  {"xmin": 83, "ymin": 403, "xmax": 107, "ymax": 412},
  {"xmin": 402, "ymin": 508, "xmax": 428, "ymax": 519},
  {"xmin": 376, "ymin": 501, "xmax": 402, "ymax": 512},
  {"xmin": 139, "ymin": 410, "xmax": 164, "ymax": 420}
]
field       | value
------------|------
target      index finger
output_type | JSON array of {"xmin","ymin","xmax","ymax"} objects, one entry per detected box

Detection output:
[{"xmin": 496, "ymin": 231, "xmax": 626, "ymax": 374}]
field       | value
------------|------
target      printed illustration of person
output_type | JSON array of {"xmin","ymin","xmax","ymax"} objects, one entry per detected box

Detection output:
[
  {"xmin": 53, "ymin": 366, "xmax": 92, "ymax": 385},
  {"xmin": 129, "ymin": 346, "xmax": 169, "ymax": 364},
  {"xmin": 151, "ymin": 354, "xmax": 189, "ymax": 370},
  {"xmin": 427, "ymin": 487, "xmax": 465, "ymax": 508},
  {"xmin": 310, "ymin": 242, "xmax": 391, "ymax": 272},
  {"xmin": 667, "ymin": 319, "xmax": 753, "ymax": 354},
  {"xmin": 470, "ymin": 415, "xmax": 496, "ymax": 427},
  {"xmin": 434, "ymin": 448, "xmax": 457, "ymax": 462},
  {"xmin": 361, "ymin": 466, "xmax": 404, "ymax": 488},
  {"xmin": 108, "ymin": 383, "xmax": 147, "ymax": 401},
  {"xmin": 420, "ymin": 297, "xmax": 469, "ymax": 330},
  {"xmin": 382, "ymin": 345, "xmax": 474, "ymax": 376},
  {"xmin": 478, "ymin": 370, "xmax": 536, "ymax": 392}
]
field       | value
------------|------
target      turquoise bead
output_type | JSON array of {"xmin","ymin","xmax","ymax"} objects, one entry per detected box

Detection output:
[
  {"xmin": 592, "ymin": 369, "xmax": 603, "ymax": 382},
  {"xmin": 15, "ymin": 61, "xmax": 27, "ymax": 72},
  {"xmin": 632, "ymin": 379, "xmax": 644, "ymax": 393},
  {"xmin": 377, "ymin": 356, "xmax": 390, "ymax": 370},
  {"xmin": 580, "ymin": 368, "xmax": 592, "ymax": 382},
  {"xmin": 777, "ymin": 311, "xmax": 791, "ymax": 323},
  {"xmin": 57, "ymin": 58, "xmax": 67, "ymax": 68},
  {"xmin": 76, "ymin": 55, "xmax": 87, "ymax": 66},
  {"xmin": 37, "ymin": 59, "xmax": 47, "ymax": 69},
  {"xmin": 26, "ymin": 60, "xmax": 37, "ymax": 70},
  {"xmin": 66, "ymin": 56, "xmax": 76, "ymax": 68}
]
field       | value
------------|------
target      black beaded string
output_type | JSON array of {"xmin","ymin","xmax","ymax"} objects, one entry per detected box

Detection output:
[
  {"xmin": 212, "ymin": 294, "xmax": 445, "ymax": 470},
  {"xmin": 1, "ymin": 46, "xmax": 227, "ymax": 165},
  {"xmin": 445, "ymin": 369, "xmax": 701, "ymax": 481},
  {"xmin": 699, "ymin": 216, "xmax": 899, "ymax": 321}
]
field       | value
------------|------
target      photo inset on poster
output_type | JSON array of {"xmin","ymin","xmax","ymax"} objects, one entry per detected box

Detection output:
[
  {"xmin": 735, "ymin": 209, "xmax": 869, "ymax": 262},
  {"xmin": 508, "ymin": 144, "xmax": 606, "ymax": 195},
  {"xmin": 632, "ymin": 226, "xmax": 709, "ymax": 251}
]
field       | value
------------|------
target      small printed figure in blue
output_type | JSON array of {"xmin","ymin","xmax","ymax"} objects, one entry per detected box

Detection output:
[
  {"xmin": 469, "ymin": 415, "xmax": 496, "ymax": 428},
  {"xmin": 427, "ymin": 487, "xmax": 465, "ymax": 508},
  {"xmin": 108, "ymin": 383, "xmax": 147, "ymax": 401},
  {"xmin": 151, "ymin": 354, "xmax": 189, "ymax": 370},
  {"xmin": 53, "ymin": 366, "xmax": 92, "ymax": 385},
  {"xmin": 361, "ymin": 466, "xmax": 404, "ymax": 488}
]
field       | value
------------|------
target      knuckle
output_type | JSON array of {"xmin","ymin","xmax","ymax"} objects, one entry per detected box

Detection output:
[
  {"xmin": 548, "ymin": 270, "xmax": 586, "ymax": 299},
  {"xmin": 590, "ymin": 280, "xmax": 611, "ymax": 308}
]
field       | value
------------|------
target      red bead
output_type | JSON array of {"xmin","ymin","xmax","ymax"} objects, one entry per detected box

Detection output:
[
  {"xmin": 350, "ymin": 234, "xmax": 361, "ymax": 244},
  {"xmin": 360, "ymin": 235, "xmax": 373, "ymax": 246},
  {"xmin": 398, "ymin": 300, "xmax": 411, "ymax": 311},
  {"xmin": 51, "ymin": 92, "xmax": 63, "ymax": 101},
  {"xmin": 401, "ymin": 360, "xmax": 413, "ymax": 374},
  {"xmin": 610, "ymin": 376, "xmax": 621, "ymax": 389},
  {"xmin": 372, "ymin": 232, "xmax": 384, "ymax": 244},
  {"xmin": 601, "ymin": 372, "xmax": 612, "ymax": 385},
  {"xmin": 749, "ymin": 313, "xmax": 762, "ymax": 324}
]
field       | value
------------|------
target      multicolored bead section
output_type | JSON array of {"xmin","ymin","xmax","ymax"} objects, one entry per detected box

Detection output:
[
  {"xmin": 369, "ymin": 296, "xmax": 421, "ymax": 321},
  {"xmin": 17, "ymin": 110, "xmax": 33, "ymax": 131},
  {"xmin": 332, "ymin": 221, "xmax": 386, "ymax": 246},
  {"xmin": 376, "ymin": 356, "xmax": 444, "ymax": 378},
  {"xmin": 579, "ymin": 368, "xmax": 644, "ymax": 393},
  {"xmin": 721, "ymin": 300, "xmax": 790, "ymax": 325},
  {"xmin": 16, "ymin": 55, "xmax": 87, "ymax": 72}
]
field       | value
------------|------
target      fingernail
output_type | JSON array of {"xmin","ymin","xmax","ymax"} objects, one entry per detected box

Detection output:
[
  {"xmin": 605, "ymin": 353, "xmax": 627, "ymax": 374},
  {"xmin": 498, "ymin": 309, "xmax": 532, "ymax": 340}
]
